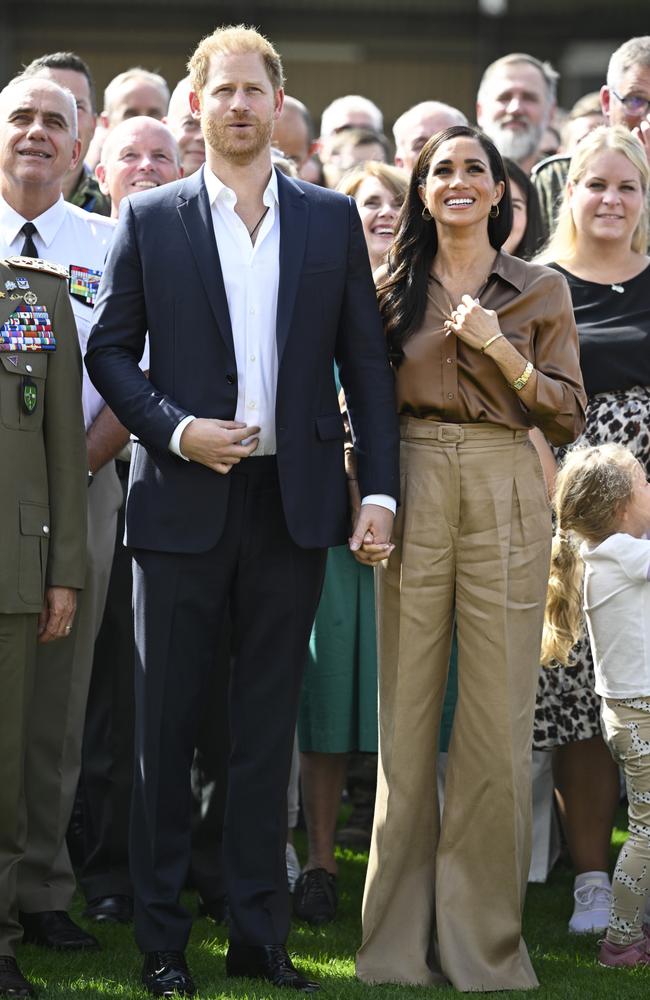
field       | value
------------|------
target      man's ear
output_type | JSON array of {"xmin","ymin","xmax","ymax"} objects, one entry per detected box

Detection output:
[
  {"xmin": 600, "ymin": 85, "xmax": 611, "ymax": 122},
  {"xmin": 69, "ymin": 137, "xmax": 82, "ymax": 173},
  {"xmin": 189, "ymin": 89, "xmax": 201, "ymax": 120},
  {"xmin": 274, "ymin": 87, "xmax": 285, "ymax": 121},
  {"xmin": 95, "ymin": 162, "xmax": 109, "ymax": 197}
]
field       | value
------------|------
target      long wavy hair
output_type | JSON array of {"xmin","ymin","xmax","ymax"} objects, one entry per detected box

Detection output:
[
  {"xmin": 377, "ymin": 125, "xmax": 513, "ymax": 365},
  {"xmin": 537, "ymin": 125, "xmax": 649, "ymax": 265},
  {"xmin": 541, "ymin": 443, "xmax": 639, "ymax": 666}
]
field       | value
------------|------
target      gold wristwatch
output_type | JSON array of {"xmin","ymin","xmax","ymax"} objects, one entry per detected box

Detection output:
[{"xmin": 511, "ymin": 361, "xmax": 534, "ymax": 392}]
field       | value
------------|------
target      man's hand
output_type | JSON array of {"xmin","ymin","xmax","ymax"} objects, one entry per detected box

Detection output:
[
  {"xmin": 180, "ymin": 418, "xmax": 260, "ymax": 473},
  {"xmin": 349, "ymin": 504, "xmax": 395, "ymax": 566},
  {"xmin": 632, "ymin": 119, "xmax": 650, "ymax": 164},
  {"xmin": 38, "ymin": 587, "xmax": 77, "ymax": 644}
]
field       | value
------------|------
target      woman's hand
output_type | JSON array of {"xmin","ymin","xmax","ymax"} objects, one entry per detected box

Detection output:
[{"xmin": 443, "ymin": 293, "xmax": 501, "ymax": 352}]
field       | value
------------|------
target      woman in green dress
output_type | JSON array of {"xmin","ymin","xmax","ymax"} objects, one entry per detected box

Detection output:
[{"xmin": 293, "ymin": 163, "xmax": 408, "ymax": 925}]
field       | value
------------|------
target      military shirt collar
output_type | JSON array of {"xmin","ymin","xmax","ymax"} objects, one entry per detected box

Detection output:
[{"xmin": 0, "ymin": 193, "xmax": 67, "ymax": 250}]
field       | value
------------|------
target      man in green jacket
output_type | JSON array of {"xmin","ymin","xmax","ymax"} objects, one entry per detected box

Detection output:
[{"xmin": 0, "ymin": 255, "xmax": 87, "ymax": 998}]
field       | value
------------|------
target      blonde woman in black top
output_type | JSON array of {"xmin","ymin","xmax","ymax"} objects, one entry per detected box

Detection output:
[{"xmin": 534, "ymin": 125, "xmax": 650, "ymax": 934}]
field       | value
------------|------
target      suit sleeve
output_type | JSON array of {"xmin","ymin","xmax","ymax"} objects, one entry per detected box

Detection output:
[
  {"xmin": 85, "ymin": 199, "xmax": 191, "ymax": 451},
  {"xmin": 335, "ymin": 197, "xmax": 400, "ymax": 502},
  {"xmin": 44, "ymin": 278, "xmax": 88, "ymax": 589}
]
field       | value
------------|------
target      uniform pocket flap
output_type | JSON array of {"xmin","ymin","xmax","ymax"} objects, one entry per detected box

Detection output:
[
  {"xmin": 20, "ymin": 501, "xmax": 50, "ymax": 536},
  {"xmin": 1, "ymin": 353, "xmax": 48, "ymax": 377},
  {"xmin": 315, "ymin": 413, "xmax": 345, "ymax": 441}
]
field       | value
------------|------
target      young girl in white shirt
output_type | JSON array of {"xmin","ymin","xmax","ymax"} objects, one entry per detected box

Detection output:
[{"xmin": 543, "ymin": 442, "xmax": 650, "ymax": 968}]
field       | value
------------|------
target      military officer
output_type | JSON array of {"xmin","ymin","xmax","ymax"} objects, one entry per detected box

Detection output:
[
  {"xmin": 20, "ymin": 52, "xmax": 110, "ymax": 216},
  {"xmin": 0, "ymin": 255, "xmax": 86, "ymax": 998},
  {"xmin": 0, "ymin": 75, "xmax": 126, "ymax": 951}
]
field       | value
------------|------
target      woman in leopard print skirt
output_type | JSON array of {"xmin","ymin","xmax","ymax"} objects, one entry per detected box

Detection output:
[{"xmin": 533, "ymin": 126, "xmax": 650, "ymax": 933}]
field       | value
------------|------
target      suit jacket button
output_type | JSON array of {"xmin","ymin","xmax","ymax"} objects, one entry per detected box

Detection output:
[{"xmin": 225, "ymin": 373, "xmax": 235, "ymax": 384}]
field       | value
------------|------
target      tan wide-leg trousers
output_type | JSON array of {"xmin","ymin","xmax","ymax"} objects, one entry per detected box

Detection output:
[{"xmin": 357, "ymin": 419, "xmax": 552, "ymax": 992}]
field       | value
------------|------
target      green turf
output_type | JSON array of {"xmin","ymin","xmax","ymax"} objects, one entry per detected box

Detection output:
[{"xmin": 17, "ymin": 817, "xmax": 645, "ymax": 998}]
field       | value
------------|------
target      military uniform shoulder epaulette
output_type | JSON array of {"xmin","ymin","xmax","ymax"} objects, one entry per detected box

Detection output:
[{"xmin": 4, "ymin": 256, "xmax": 69, "ymax": 279}]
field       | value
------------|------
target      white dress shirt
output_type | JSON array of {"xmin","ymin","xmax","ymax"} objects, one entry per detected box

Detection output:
[
  {"xmin": 169, "ymin": 165, "xmax": 395, "ymax": 514},
  {"xmin": 0, "ymin": 194, "xmax": 115, "ymax": 429}
]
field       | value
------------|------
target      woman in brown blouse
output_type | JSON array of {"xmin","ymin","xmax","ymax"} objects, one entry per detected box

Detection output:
[{"xmin": 356, "ymin": 125, "xmax": 586, "ymax": 992}]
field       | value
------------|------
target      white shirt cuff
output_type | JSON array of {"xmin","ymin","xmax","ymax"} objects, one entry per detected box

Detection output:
[
  {"xmin": 361, "ymin": 494, "xmax": 397, "ymax": 515},
  {"xmin": 169, "ymin": 415, "xmax": 195, "ymax": 460}
]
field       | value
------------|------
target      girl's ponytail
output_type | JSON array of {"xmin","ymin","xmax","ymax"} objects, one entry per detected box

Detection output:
[{"xmin": 541, "ymin": 527, "xmax": 583, "ymax": 666}]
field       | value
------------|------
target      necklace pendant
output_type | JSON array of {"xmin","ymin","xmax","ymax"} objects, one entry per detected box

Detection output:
[{"xmin": 611, "ymin": 283, "xmax": 625, "ymax": 293}]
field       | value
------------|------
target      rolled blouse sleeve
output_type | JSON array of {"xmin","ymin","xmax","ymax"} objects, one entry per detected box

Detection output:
[{"xmin": 528, "ymin": 271, "xmax": 586, "ymax": 445}]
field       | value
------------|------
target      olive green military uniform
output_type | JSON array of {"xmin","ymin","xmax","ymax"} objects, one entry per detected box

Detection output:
[
  {"xmin": 0, "ymin": 256, "xmax": 87, "ymax": 957},
  {"xmin": 531, "ymin": 154, "xmax": 569, "ymax": 241},
  {"xmin": 68, "ymin": 164, "xmax": 111, "ymax": 217}
]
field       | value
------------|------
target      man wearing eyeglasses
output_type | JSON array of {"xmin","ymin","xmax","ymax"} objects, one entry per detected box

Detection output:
[{"xmin": 602, "ymin": 37, "xmax": 650, "ymax": 157}]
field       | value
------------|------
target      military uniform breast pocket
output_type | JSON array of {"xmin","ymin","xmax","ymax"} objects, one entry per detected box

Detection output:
[
  {"xmin": 18, "ymin": 501, "xmax": 50, "ymax": 604},
  {"xmin": 0, "ymin": 353, "xmax": 48, "ymax": 431}
]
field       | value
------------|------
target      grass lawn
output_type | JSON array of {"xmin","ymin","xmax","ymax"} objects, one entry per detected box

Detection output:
[{"xmin": 19, "ymin": 817, "xmax": 645, "ymax": 999}]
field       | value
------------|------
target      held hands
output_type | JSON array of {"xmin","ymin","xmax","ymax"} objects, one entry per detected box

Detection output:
[
  {"xmin": 443, "ymin": 294, "xmax": 501, "ymax": 351},
  {"xmin": 38, "ymin": 587, "xmax": 77, "ymax": 644},
  {"xmin": 349, "ymin": 504, "xmax": 395, "ymax": 566},
  {"xmin": 180, "ymin": 418, "xmax": 260, "ymax": 474}
]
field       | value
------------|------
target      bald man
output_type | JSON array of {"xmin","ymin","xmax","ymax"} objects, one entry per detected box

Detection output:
[
  {"xmin": 393, "ymin": 100, "xmax": 468, "ymax": 172},
  {"xmin": 97, "ymin": 116, "xmax": 181, "ymax": 215},
  {"xmin": 165, "ymin": 77, "xmax": 205, "ymax": 177}
]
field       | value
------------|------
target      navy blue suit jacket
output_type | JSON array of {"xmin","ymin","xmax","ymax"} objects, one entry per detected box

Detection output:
[{"xmin": 86, "ymin": 167, "xmax": 399, "ymax": 553}]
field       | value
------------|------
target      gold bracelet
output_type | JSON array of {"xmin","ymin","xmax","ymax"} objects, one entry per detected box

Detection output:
[
  {"xmin": 510, "ymin": 360, "xmax": 534, "ymax": 392},
  {"xmin": 480, "ymin": 332, "xmax": 504, "ymax": 353}
]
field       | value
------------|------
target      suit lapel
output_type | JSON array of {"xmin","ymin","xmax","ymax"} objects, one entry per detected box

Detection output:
[
  {"xmin": 176, "ymin": 171, "xmax": 235, "ymax": 356},
  {"xmin": 276, "ymin": 171, "xmax": 308, "ymax": 365}
]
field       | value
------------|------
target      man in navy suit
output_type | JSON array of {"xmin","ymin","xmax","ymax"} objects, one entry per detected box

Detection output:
[{"xmin": 86, "ymin": 24, "xmax": 399, "ymax": 998}]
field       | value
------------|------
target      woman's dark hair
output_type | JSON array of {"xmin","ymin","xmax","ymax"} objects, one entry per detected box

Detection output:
[
  {"xmin": 378, "ymin": 125, "xmax": 512, "ymax": 364},
  {"xmin": 503, "ymin": 157, "xmax": 545, "ymax": 261}
]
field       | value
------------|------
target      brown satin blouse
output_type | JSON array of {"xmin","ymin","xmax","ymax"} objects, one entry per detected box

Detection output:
[{"xmin": 395, "ymin": 250, "xmax": 587, "ymax": 446}]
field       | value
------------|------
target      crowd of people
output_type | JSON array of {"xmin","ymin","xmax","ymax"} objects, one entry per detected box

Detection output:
[{"xmin": 0, "ymin": 21, "xmax": 649, "ymax": 999}]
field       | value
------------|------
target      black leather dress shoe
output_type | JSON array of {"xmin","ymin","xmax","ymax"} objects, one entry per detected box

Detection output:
[
  {"xmin": 293, "ymin": 869, "xmax": 337, "ymax": 926},
  {"xmin": 0, "ymin": 956, "xmax": 35, "ymax": 998},
  {"xmin": 197, "ymin": 896, "xmax": 228, "ymax": 924},
  {"xmin": 142, "ymin": 952, "xmax": 195, "ymax": 998},
  {"xmin": 19, "ymin": 911, "xmax": 99, "ymax": 951},
  {"xmin": 226, "ymin": 944, "xmax": 320, "ymax": 992},
  {"xmin": 83, "ymin": 895, "xmax": 133, "ymax": 924}
]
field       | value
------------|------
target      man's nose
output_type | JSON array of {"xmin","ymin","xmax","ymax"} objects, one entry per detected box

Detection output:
[
  {"xmin": 230, "ymin": 88, "xmax": 249, "ymax": 110},
  {"xmin": 505, "ymin": 96, "xmax": 524, "ymax": 115},
  {"xmin": 25, "ymin": 117, "xmax": 47, "ymax": 138}
]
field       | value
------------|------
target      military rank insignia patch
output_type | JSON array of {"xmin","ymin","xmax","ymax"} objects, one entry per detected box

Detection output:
[
  {"xmin": 0, "ymin": 302, "xmax": 56, "ymax": 351},
  {"xmin": 21, "ymin": 376, "xmax": 37, "ymax": 414},
  {"xmin": 69, "ymin": 264, "xmax": 102, "ymax": 307}
]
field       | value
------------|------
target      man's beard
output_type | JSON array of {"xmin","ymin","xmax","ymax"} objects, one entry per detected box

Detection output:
[
  {"xmin": 483, "ymin": 119, "xmax": 544, "ymax": 165},
  {"xmin": 204, "ymin": 114, "xmax": 274, "ymax": 165}
]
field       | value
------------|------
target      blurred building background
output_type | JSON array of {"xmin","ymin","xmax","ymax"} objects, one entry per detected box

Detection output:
[{"xmin": 1, "ymin": 0, "xmax": 645, "ymax": 126}]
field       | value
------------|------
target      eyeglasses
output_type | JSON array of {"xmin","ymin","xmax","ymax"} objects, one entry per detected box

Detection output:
[{"xmin": 611, "ymin": 90, "xmax": 650, "ymax": 117}]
